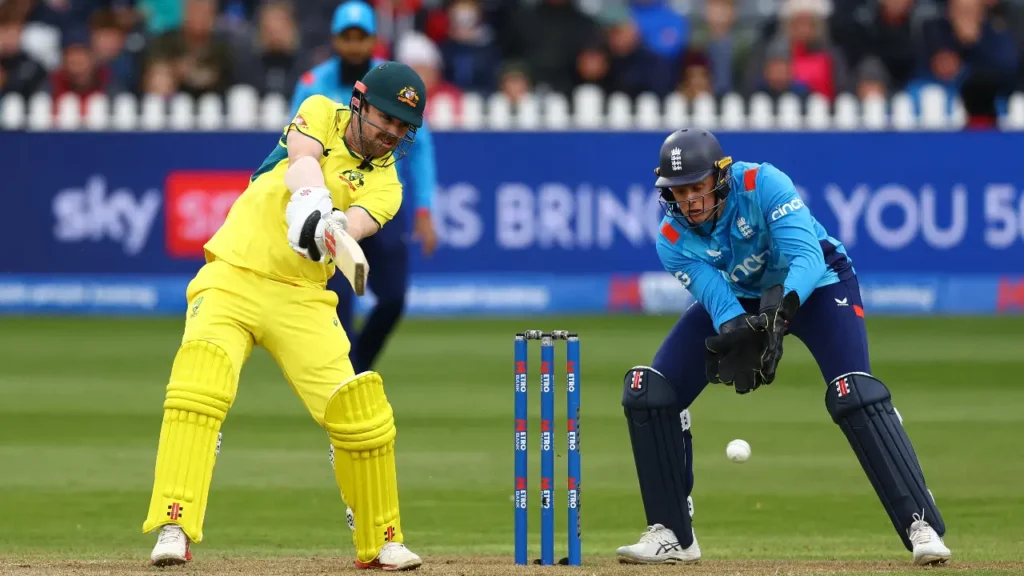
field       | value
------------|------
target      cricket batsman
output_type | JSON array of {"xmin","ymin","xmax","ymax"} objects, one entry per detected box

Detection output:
[
  {"xmin": 142, "ymin": 61, "xmax": 427, "ymax": 571},
  {"xmin": 616, "ymin": 129, "xmax": 952, "ymax": 566}
]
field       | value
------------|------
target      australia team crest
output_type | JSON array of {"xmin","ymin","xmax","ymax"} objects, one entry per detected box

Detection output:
[
  {"xmin": 397, "ymin": 86, "xmax": 420, "ymax": 107},
  {"xmin": 341, "ymin": 169, "xmax": 365, "ymax": 191}
]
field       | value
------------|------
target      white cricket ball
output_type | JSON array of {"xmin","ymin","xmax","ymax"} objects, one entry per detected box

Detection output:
[{"xmin": 726, "ymin": 439, "xmax": 751, "ymax": 463}]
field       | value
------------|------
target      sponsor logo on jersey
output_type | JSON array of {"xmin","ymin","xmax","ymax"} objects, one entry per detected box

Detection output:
[
  {"xmin": 770, "ymin": 198, "xmax": 805, "ymax": 222},
  {"xmin": 729, "ymin": 249, "xmax": 771, "ymax": 282}
]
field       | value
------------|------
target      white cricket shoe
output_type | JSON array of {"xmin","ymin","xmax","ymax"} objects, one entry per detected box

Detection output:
[
  {"xmin": 616, "ymin": 524, "xmax": 701, "ymax": 564},
  {"xmin": 150, "ymin": 524, "xmax": 191, "ymax": 566},
  {"xmin": 909, "ymin": 513, "xmax": 951, "ymax": 565},
  {"xmin": 355, "ymin": 542, "xmax": 422, "ymax": 571}
]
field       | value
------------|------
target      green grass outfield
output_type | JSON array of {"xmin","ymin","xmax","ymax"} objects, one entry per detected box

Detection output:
[{"xmin": 1, "ymin": 316, "xmax": 1022, "ymax": 575}]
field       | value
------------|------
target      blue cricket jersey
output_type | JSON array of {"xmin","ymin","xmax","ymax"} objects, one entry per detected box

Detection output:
[
  {"xmin": 290, "ymin": 57, "xmax": 436, "ymax": 215},
  {"xmin": 657, "ymin": 161, "xmax": 854, "ymax": 332}
]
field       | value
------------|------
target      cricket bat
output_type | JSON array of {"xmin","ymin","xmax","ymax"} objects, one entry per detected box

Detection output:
[{"xmin": 325, "ymin": 223, "xmax": 368, "ymax": 296}]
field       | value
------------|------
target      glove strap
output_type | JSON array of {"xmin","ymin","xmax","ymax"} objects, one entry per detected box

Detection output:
[
  {"xmin": 299, "ymin": 210, "xmax": 323, "ymax": 261},
  {"xmin": 760, "ymin": 285, "xmax": 800, "ymax": 326}
]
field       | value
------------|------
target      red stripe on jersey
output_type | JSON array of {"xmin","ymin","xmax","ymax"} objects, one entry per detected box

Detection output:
[
  {"xmin": 853, "ymin": 305, "xmax": 865, "ymax": 318},
  {"xmin": 660, "ymin": 222, "xmax": 680, "ymax": 244},
  {"xmin": 744, "ymin": 167, "xmax": 760, "ymax": 191}
]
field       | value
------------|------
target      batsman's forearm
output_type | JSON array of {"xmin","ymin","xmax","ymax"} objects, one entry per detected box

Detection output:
[
  {"xmin": 284, "ymin": 156, "xmax": 327, "ymax": 193},
  {"xmin": 345, "ymin": 207, "xmax": 380, "ymax": 241}
]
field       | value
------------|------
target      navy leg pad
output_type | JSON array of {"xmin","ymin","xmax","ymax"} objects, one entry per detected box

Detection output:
[
  {"xmin": 826, "ymin": 372, "xmax": 945, "ymax": 550},
  {"xmin": 622, "ymin": 366, "xmax": 694, "ymax": 547}
]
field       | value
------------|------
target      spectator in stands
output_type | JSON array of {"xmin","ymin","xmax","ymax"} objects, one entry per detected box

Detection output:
[
  {"xmin": 855, "ymin": 55, "xmax": 891, "ymax": 100},
  {"xmin": 502, "ymin": 0, "xmax": 598, "ymax": 96},
  {"xmin": 923, "ymin": 0, "xmax": 1018, "ymax": 76},
  {"xmin": 143, "ymin": 0, "xmax": 235, "ymax": 97},
  {"xmin": 236, "ymin": 0, "xmax": 304, "ymax": 98},
  {"xmin": 904, "ymin": 35, "xmax": 965, "ymax": 114},
  {"xmin": 141, "ymin": 57, "xmax": 178, "ymax": 96},
  {"xmin": 498, "ymin": 59, "xmax": 531, "ymax": 106},
  {"xmin": 49, "ymin": 27, "xmax": 120, "ymax": 111},
  {"xmin": 574, "ymin": 36, "xmax": 612, "ymax": 94},
  {"xmin": 366, "ymin": 0, "xmax": 427, "ymax": 52},
  {"xmin": 745, "ymin": 0, "xmax": 850, "ymax": 100},
  {"xmin": 756, "ymin": 37, "xmax": 811, "ymax": 100},
  {"xmin": 90, "ymin": 8, "xmax": 136, "ymax": 91},
  {"xmin": 677, "ymin": 49, "xmax": 714, "ymax": 100},
  {"xmin": 602, "ymin": 4, "xmax": 671, "ymax": 97},
  {"xmin": 0, "ymin": 6, "xmax": 48, "ymax": 98},
  {"xmin": 690, "ymin": 0, "xmax": 756, "ymax": 96},
  {"xmin": 136, "ymin": 0, "xmax": 183, "ymax": 36},
  {"xmin": 395, "ymin": 31, "xmax": 463, "ymax": 121},
  {"xmin": 438, "ymin": 0, "xmax": 500, "ymax": 94},
  {"xmin": 832, "ymin": 0, "xmax": 923, "ymax": 91},
  {"xmin": 629, "ymin": 0, "xmax": 688, "ymax": 92}
]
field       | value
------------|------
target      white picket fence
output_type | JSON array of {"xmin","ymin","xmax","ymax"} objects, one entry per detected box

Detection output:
[{"xmin": 4, "ymin": 84, "xmax": 1024, "ymax": 131}]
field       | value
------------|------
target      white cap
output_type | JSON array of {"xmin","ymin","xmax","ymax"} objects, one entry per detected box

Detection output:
[
  {"xmin": 780, "ymin": 0, "xmax": 832, "ymax": 18},
  {"xmin": 394, "ymin": 31, "xmax": 442, "ymax": 70}
]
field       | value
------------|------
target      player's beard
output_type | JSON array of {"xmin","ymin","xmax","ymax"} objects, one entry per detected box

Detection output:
[
  {"xmin": 361, "ymin": 127, "xmax": 398, "ymax": 160},
  {"xmin": 350, "ymin": 114, "xmax": 400, "ymax": 168},
  {"xmin": 371, "ymin": 131, "xmax": 398, "ymax": 156}
]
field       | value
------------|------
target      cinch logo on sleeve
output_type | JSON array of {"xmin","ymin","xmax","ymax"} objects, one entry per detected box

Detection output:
[
  {"xmin": 770, "ymin": 198, "xmax": 805, "ymax": 222},
  {"xmin": 165, "ymin": 171, "xmax": 250, "ymax": 258}
]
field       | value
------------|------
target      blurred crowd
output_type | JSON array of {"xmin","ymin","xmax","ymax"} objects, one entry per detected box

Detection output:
[{"xmin": 1, "ymin": 0, "xmax": 1020, "ymax": 118}]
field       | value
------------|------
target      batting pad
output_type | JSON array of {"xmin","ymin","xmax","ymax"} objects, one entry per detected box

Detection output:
[
  {"xmin": 143, "ymin": 340, "xmax": 235, "ymax": 543},
  {"xmin": 826, "ymin": 372, "xmax": 945, "ymax": 551},
  {"xmin": 621, "ymin": 366, "xmax": 695, "ymax": 548},
  {"xmin": 324, "ymin": 371, "xmax": 402, "ymax": 564}
]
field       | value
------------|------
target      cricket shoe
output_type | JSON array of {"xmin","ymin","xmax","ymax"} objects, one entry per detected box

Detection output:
[
  {"xmin": 150, "ymin": 524, "xmax": 192, "ymax": 566},
  {"xmin": 616, "ymin": 524, "xmax": 701, "ymax": 564},
  {"xmin": 909, "ymin": 513, "xmax": 951, "ymax": 566},
  {"xmin": 354, "ymin": 542, "xmax": 422, "ymax": 571}
]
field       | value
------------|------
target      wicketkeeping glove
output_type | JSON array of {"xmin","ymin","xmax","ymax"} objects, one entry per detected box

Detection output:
[
  {"xmin": 705, "ymin": 314, "xmax": 769, "ymax": 395},
  {"xmin": 748, "ymin": 285, "xmax": 800, "ymax": 384}
]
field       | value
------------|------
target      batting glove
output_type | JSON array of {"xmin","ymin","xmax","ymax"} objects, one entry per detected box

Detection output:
[{"xmin": 286, "ymin": 187, "xmax": 348, "ymax": 261}]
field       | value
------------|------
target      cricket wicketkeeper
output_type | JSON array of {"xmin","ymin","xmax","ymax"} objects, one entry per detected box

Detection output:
[
  {"xmin": 616, "ymin": 128, "xmax": 951, "ymax": 567},
  {"xmin": 142, "ymin": 61, "xmax": 426, "ymax": 571}
]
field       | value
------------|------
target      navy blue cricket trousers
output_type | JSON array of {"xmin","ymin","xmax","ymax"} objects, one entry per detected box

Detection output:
[
  {"xmin": 329, "ymin": 206, "xmax": 410, "ymax": 374},
  {"xmin": 653, "ymin": 276, "xmax": 870, "ymax": 408}
]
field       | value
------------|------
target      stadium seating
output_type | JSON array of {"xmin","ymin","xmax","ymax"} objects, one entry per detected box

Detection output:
[{"xmin": 4, "ymin": 86, "xmax": 1024, "ymax": 131}]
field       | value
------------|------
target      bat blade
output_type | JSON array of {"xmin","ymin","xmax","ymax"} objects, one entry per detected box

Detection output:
[{"xmin": 326, "ymin": 225, "xmax": 368, "ymax": 296}]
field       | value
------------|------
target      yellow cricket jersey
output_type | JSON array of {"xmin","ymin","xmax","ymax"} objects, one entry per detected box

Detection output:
[{"xmin": 204, "ymin": 95, "xmax": 403, "ymax": 289}]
